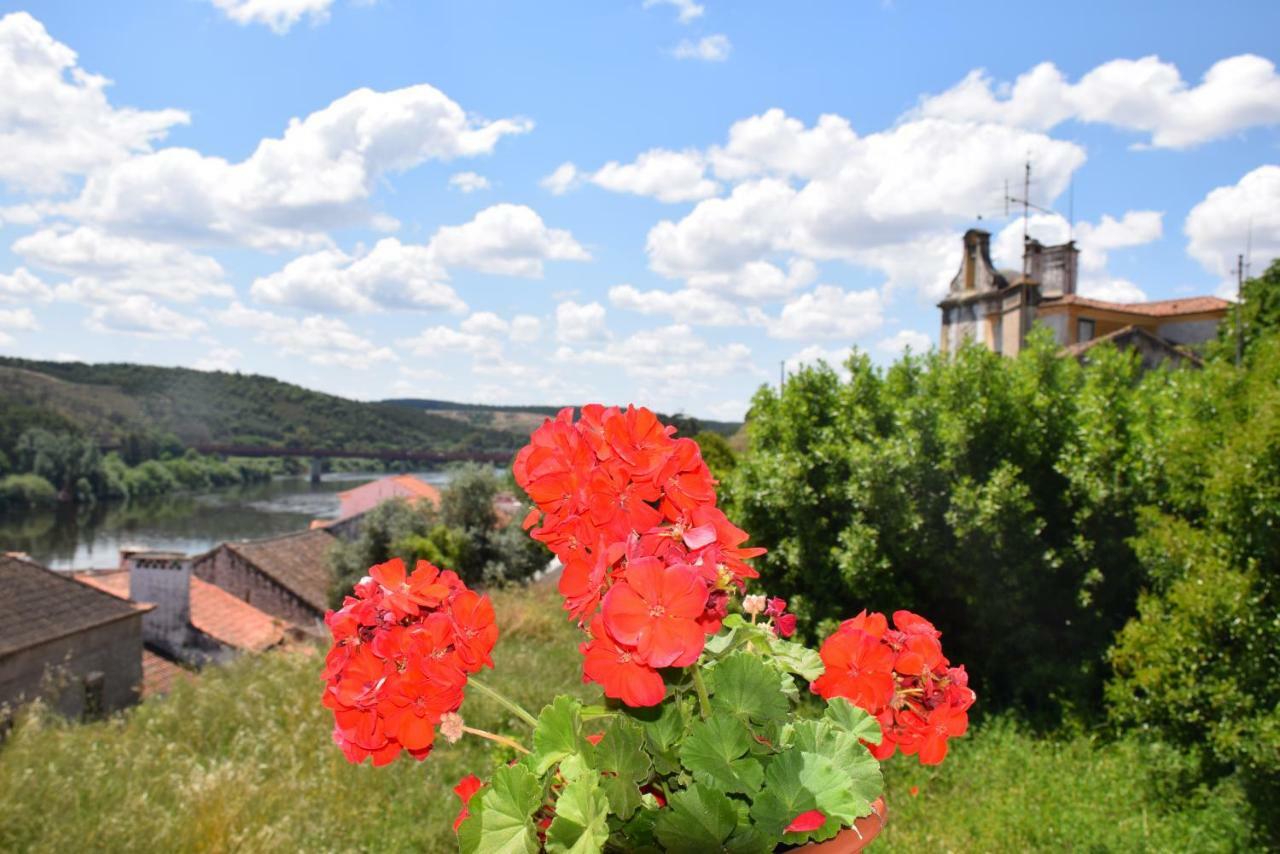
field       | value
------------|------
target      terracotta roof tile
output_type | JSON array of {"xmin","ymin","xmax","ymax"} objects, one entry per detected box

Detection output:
[
  {"xmin": 73, "ymin": 569, "xmax": 285, "ymax": 653},
  {"xmin": 141, "ymin": 650, "xmax": 193, "ymax": 698},
  {"xmin": 0, "ymin": 554, "xmax": 148, "ymax": 657},
  {"xmin": 1040, "ymin": 294, "xmax": 1230, "ymax": 317},
  {"xmin": 220, "ymin": 528, "xmax": 336, "ymax": 613},
  {"xmin": 390, "ymin": 474, "xmax": 443, "ymax": 502}
]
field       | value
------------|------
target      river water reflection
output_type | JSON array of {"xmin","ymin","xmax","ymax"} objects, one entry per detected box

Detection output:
[{"xmin": 0, "ymin": 471, "xmax": 458, "ymax": 570}]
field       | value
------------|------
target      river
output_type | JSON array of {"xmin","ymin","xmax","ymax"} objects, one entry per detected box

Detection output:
[{"xmin": 0, "ymin": 471, "xmax": 463, "ymax": 571}]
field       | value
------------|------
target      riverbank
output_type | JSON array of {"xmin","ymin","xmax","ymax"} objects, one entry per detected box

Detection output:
[{"xmin": 0, "ymin": 470, "xmax": 463, "ymax": 570}]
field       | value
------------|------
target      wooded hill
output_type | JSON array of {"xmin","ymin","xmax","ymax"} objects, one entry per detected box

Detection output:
[{"xmin": 0, "ymin": 358, "xmax": 741, "ymax": 457}]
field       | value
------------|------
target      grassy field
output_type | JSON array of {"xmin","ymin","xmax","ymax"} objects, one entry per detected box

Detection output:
[{"xmin": 0, "ymin": 584, "xmax": 1256, "ymax": 853}]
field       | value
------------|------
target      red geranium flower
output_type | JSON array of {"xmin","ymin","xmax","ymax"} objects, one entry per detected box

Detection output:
[
  {"xmin": 580, "ymin": 614, "xmax": 666, "ymax": 707},
  {"xmin": 601, "ymin": 559, "xmax": 708, "ymax": 668},
  {"xmin": 811, "ymin": 627, "xmax": 896, "ymax": 712},
  {"xmin": 450, "ymin": 590, "xmax": 498, "ymax": 673},
  {"xmin": 452, "ymin": 774, "xmax": 484, "ymax": 832}
]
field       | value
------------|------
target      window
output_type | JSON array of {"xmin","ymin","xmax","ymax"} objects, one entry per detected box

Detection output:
[{"xmin": 1077, "ymin": 318, "xmax": 1096, "ymax": 342}]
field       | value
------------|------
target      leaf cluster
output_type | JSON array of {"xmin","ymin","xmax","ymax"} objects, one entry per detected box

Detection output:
[{"xmin": 458, "ymin": 623, "xmax": 883, "ymax": 854}]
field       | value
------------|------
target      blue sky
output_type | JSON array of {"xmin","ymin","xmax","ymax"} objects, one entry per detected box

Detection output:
[{"xmin": 1, "ymin": 1, "xmax": 1277, "ymax": 419}]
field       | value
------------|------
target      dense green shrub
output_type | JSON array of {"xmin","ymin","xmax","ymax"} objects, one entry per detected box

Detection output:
[
  {"xmin": 724, "ymin": 332, "xmax": 1158, "ymax": 720},
  {"xmin": 1107, "ymin": 330, "xmax": 1280, "ymax": 839},
  {"xmin": 0, "ymin": 473, "xmax": 57, "ymax": 511}
]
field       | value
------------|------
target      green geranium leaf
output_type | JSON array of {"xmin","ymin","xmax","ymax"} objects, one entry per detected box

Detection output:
[
  {"xmin": 594, "ymin": 717, "xmax": 651, "ymax": 820},
  {"xmin": 766, "ymin": 636, "xmax": 825, "ymax": 681},
  {"xmin": 822, "ymin": 697, "xmax": 882, "ymax": 745},
  {"xmin": 457, "ymin": 764, "xmax": 544, "ymax": 854},
  {"xmin": 545, "ymin": 776, "xmax": 610, "ymax": 854},
  {"xmin": 635, "ymin": 695, "xmax": 690, "ymax": 756},
  {"xmin": 723, "ymin": 826, "xmax": 774, "ymax": 854},
  {"xmin": 799, "ymin": 751, "xmax": 876, "ymax": 829},
  {"xmin": 707, "ymin": 652, "xmax": 789, "ymax": 724},
  {"xmin": 747, "ymin": 748, "xmax": 815, "ymax": 843},
  {"xmin": 653, "ymin": 784, "xmax": 739, "ymax": 854},
  {"xmin": 679, "ymin": 716, "xmax": 764, "ymax": 795},
  {"xmin": 531, "ymin": 695, "xmax": 590, "ymax": 776}
]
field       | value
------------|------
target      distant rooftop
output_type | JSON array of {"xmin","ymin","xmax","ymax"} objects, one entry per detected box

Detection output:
[
  {"xmin": 217, "ymin": 528, "xmax": 337, "ymax": 613},
  {"xmin": 74, "ymin": 569, "xmax": 285, "ymax": 653},
  {"xmin": 1040, "ymin": 294, "xmax": 1230, "ymax": 317},
  {"xmin": 0, "ymin": 554, "xmax": 150, "ymax": 657}
]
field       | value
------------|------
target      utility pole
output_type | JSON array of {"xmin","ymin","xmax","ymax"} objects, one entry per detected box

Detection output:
[{"xmin": 1235, "ymin": 253, "xmax": 1245, "ymax": 367}]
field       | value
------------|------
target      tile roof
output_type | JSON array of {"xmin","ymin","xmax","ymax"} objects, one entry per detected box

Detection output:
[
  {"xmin": 390, "ymin": 474, "xmax": 443, "ymax": 502},
  {"xmin": 221, "ymin": 528, "xmax": 336, "ymax": 613},
  {"xmin": 1062, "ymin": 324, "xmax": 1204, "ymax": 365},
  {"xmin": 1040, "ymin": 294, "xmax": 1230, "ymax": 317},
  {"xmin": 73, "ymin": 569, "xmax": 285, "ymax": 653},
  {"xmin": 141, "ymin": 650, "xmax": 193, "ymax": 698},
  {"xmin": 0, "ymin": 554, "xmax": 149, "ymax": 657}
]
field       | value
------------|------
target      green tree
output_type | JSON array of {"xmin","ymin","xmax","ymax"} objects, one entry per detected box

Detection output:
[{"xmin": 725, "ymin": 331, "xmax": 1159, "ymax": 720}]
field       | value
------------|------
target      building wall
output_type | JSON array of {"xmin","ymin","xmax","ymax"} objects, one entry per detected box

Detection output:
[
  {"xmin": 1156, "ymin": 318, "xmax": 1221, "ymax": 346},
  {"xmin": 193, "ymin": 548, "xmax": 320, "ymax": 625},
  {"xmin": 127, "ymin": 554, "xmax": 193, "ymax": 657},
  {"xmin": 0, "ymin": 615, "xmax": 145, "ymax": 718}
]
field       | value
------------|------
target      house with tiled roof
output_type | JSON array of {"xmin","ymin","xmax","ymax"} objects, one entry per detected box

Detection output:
[
  {"xmin": 192, "ymin": 528, "xmax": 336, "ymax": 624},
  {"xmin": 1, "ymin": 553, "xmax": 150, "ymax": 717},
  {"xmin": 74, "ymin": 550, "xmax": 289, "ymax": 672},
  {"xmin": 335, "ymin": 474, "xmax": 442, "ymax": 521},
  {"xmin": 939, "ymin": 229, "xmax": 1228, "ymax": 365}
]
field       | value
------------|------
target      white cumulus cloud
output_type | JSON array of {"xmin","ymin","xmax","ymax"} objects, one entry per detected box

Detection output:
[
  {"xmin": 917, "ymin": 54, "xmax": 1280, "ymax": 149},
  {"xmin": 250, "ymin": 238, "xmax": 463, "ymax": 313},
  {"xmin": 1185, "ymin": 165, "xmax": 1280, "ymax": 287},
  {"xmin": 428, "ymin": 204, "xmax": 589, "ymax": 277},
  {"xmin": 0, "ymin": 12, "xmax": 189, "ymax": 195},
  {"xmin": 673, "ymin": 34, "xmax": 731, "ymax": 63},
  {"xmin": 765, "ymin": 284, "xmax": 883, "ymax": 340},
  {"xmin": 14, "ymin": 226, "xmax": 231, "ymax": 303},
  {"xmin": 69, "ymin": 84, "xmax": 532, "ymax": 249},
  {"xmin": 87, "ymin": 295, "xmax": 205, "ymax": 338},
  {"xmin": 218, "ymin": 301, "xmax": 395, "ymax": 369},
  {"xmin": 449, "ymin": 171, "xmax": 490, "ymax": 193},
  {"xmin": 644, "ymin": 0, "xmax": 704, "ymax": 24},
  {"xmin": 210, "ymin": 0, "xmax": 335, "ymax": 34},
  {"xmin": 556, "ymin": 300, "xmax": 608, "ymax": 343}
]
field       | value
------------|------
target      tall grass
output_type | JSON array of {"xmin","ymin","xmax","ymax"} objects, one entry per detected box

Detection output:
[{"xmin": 0, "ymin": 584, "xmax": 1257, "ymax": 852}]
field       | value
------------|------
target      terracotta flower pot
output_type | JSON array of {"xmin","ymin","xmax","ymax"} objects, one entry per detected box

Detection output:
[{"xmin": 788, "ymin": 798, "xmax": 886, "ymax": 853}]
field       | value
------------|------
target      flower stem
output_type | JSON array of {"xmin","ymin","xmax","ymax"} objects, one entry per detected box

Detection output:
[
  {"xmin": 468, "ymin": 677, "xmax": 539, "ymax": 728},
  {"xmin": 463, "ymin": 725, "xmax": 531, "ymax": 755},
  {"xmin": 690, "ymin": 666, "xmax": 712, "ymax": 720}
]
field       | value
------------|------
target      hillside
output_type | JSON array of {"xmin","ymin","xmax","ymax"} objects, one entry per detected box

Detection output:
[
  {"xmin": 384, "ymin": 398, "xmax": 743, "ymax": 437},
  {"xmin": 0, "ymin": 359, "xmax": 519, "ymax": 454},
  {"xmin": 0, "ymin": 360, "xmax": 744, "ymax": 461}
]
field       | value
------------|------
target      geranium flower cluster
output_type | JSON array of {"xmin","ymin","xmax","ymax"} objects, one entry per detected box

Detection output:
[
  {"xmin": 811, "ymin": 609, "xmax": 975, "ymax": 764},
  {"xmin": 321, "ymin": 557, "xmax": 498, "ymax": 766},
  {"xmin": 513, "ymin": 405, "xmax": 764, "ymax": 707}
]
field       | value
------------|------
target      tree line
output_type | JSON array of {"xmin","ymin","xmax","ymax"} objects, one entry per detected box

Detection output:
[{"xmin": 722, "ymin": 259, "xmax": 1280, "ymax": 840}]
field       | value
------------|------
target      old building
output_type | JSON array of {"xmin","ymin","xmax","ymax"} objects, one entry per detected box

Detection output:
[
  {"xmin": 192, "ymin": 528, "xmax": 336, "ymax": 624},
  {"xmin": 335, "ymin": 474, "xmax": 441, "ymax": 521},
  {"xmin": 1, "ymin": 553, "xmax": 149, "ymax": 718},
  {"xmin": 75, "ymin": 550, "xmax": 287, "ymax": 667},
  {"xmin": 938, "ymin": 229, "xmax": 1229, "ymax": 363}
]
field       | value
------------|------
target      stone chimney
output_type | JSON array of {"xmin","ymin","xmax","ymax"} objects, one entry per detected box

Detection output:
[
  {"xmin": 124, "ymin": 550, "xmax": 193, "ymax": 655},
  {"xmin": 949, "ymin": 229, "xmax": 1004, "ymax": 294},
  {"xmin": 1024, "ymin": 238, "xmax": 1079, "ymax": 297}
]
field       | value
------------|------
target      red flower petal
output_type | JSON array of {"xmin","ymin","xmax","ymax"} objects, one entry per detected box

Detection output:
[{"xmin": 785, "ymin": 810, "xmax": 827, "ymax": 833}]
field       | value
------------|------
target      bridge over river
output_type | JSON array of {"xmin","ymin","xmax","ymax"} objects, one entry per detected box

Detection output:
[{"xmin": 192, "ymin": 445, "xmax": 514, "ymax": 482}]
